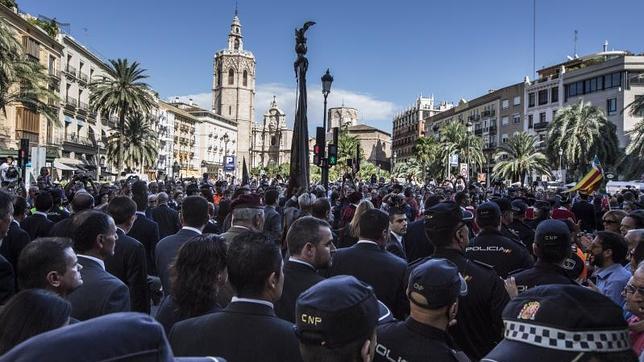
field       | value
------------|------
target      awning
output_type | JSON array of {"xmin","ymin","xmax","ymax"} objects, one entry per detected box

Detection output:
[{"xmin": 53, "ymin": 160, "xmax": 77, "ymax": 171}]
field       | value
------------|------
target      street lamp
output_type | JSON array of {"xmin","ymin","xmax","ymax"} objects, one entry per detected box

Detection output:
[
  {"xmin": 465, "ymin": 121, "xmax": 472, "ymax": 180},
  {"xmin": 321, "ymin": 69, "xmax": 333, "ymax": 189},
  {"xmin": 558, "ymin": 148, "xmax": 564, "ymax": 182},
  {"xmin": 393, "ymin": 151, "xmax": 397, "ymax": 173}
]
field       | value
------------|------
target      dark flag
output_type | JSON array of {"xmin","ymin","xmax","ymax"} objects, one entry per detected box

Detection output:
[
  {"xmin": 287, "ymin": 21, "xmax": 315, "ymax": 197},
  {"xmin": 242, "ymin": 157, "xmax": 249, "ymax": 186}
]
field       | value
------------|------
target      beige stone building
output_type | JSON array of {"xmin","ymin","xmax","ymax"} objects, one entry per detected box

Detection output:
[
  {"xmin": 347, "ymin": 124, "xmax": 391, "ymax": 170},
  {"xmin": 159, "ymin": 102, "xmax": 200, "ymax": 178},
  {"xmin": 211, "ymin": 13, "xmax": 255, "ymax": 175},
  {"xmin": 327, "ymin": 106, "xmax": 358, "ymax": 132},
  {"xmin": 251, "ymin": 97, "xmax": 293, "ymax": 168},
  {"xmin": 0, "ymin": 6, "xmax": 63, "ymax": 162}
]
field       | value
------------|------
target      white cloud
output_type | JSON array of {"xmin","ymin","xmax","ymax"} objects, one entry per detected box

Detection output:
[{"xmin": 170, "ymin": 83, "xmax": 397, "ymax": 133}]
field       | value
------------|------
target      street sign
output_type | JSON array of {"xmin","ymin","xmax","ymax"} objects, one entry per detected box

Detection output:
[
  {"xmin": 459, "ymin": 163, "xmax": 468, "ymax": 178},
  {"xmin": 450, "ymin": 154, "xmax": 459, "ymax": 166},
  {"xmin": 605, "ymin": 172, "xmax": 615, "ymax": 180},
  {"xmin": 223, "ymin": 156, "xmax": 235, "ymax": 172}
]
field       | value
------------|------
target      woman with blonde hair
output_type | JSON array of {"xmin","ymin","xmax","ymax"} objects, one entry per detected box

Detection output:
[{"xmin": 338, "ymin": 199, "xmax": 373, "ymax": 248}]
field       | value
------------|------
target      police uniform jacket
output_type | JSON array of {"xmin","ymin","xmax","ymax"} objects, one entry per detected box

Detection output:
[
  {"xmin": 328, "ymin": 241, "xmax": 409, "ymax": 319},
  {"xmin": 105, "ymin": 229, "xmax": 150, "ymax": 314},
  {"xmin": 274, "ymin": 259, "xmax": 325, "ymax": 323},
  {"xmin": 404, "ymin": 219, "xmax": 434, "ymax": 263},
  {"xmin": 375, "ymin": 318, "xmax": 470, "ymax": 362},
  {"xmin": 466, "ymin": 229, "xmax": 533, "ymax": 278},
  {"xmin": 510, "ymin": 260, "xmax": 578, "ymax": 294},
  {"xmin": 68, "ymin": 256, "xmax": 131, "ymax": 321},
  {"xmin": 507, "ymin": 220, "xmax": 535, "ymax": 255},
  {"xmin": 415, "ymin": 248, "xmax": 510, "ymax": 361},
  {"xmin": 170, "ymin": 300, "xmax": 302, "ymax": 362}
]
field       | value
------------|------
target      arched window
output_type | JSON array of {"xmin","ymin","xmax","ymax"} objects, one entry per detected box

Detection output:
[
  {"xmin": 228, "ymin": 68, "xmax": 234, "ymax": 85},
  {"xmin": 243, "ymin": 70, "xmax": 248, "ymax": 86},
  {"xmin": 217, "ymin": 67, "xmax": 222, "ymax": 86},
  {"xmin": 234, "ymin": 38, "xmax": 240, "ymax": 50}
]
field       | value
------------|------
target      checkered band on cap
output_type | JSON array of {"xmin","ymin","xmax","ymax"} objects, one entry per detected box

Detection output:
[{"xmin": 504, "ymin": 320, "xmax": 631, "ymax": 352}]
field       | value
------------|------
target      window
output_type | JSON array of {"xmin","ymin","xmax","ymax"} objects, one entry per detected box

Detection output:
[
  {"xmin": 228, "ymin": 105, "xmax": 232, "ymax": 115},
  {"xmin": 539, "ymin": 112, "xmax": 546, "ymax": 123},
  {"xmin": 607, "ymin": 98, "xmax": 617, "ymax": 115},
  {"xmin": 538, "ymin": 90, "xmax": 548, "ymax": 105},
  {"xmin": 528, "ymin": 93, "xmax": 535, "ymax": 107},
  {"xmin": 271, "ymin": 136, "xmax": 276, "ymax": 146},
  {"xmin": 502, "ymin": 100, "xmax": 509, "ymax": 109},
  {"xmin": 612, "ymin": 72, "xmax": 621, "ymax": 88},
  {"xmin": 234, "ymin": 38, "xmax": 240, "ymax": 50},
  {"xmin": 501, "ymin": 116, "xmax": 509, "ymax": 125},
  {"xmin": 635, "ymin": 96, "xmax": 644, "ymax": 117},
  {"xmin": 48, "ymin": 55, "xmax": 56, "ymax": 74},
  {"xmin": 528, "ymin": 114, "xmax": 534, "ymax": 128},
  {"xmin": 513, "ymin": 96, "xmax": 521, "ymax": 106},
  {"xmin": 502, "ymin": 134, "xmax": 508, "ymax": 143},
  {"xmin": 513, "ymin": 114, "xmax": 520, "ymax": 124},
  {"xmin": 228, "ymin": 68, "xmax": 234, "ymax": 85},
  {"xmin": 243, "ymin": 70, "xmax": 248, "ymax": 86},
  {"xmin": 551, "ymin": 87, "xmax": 558, "ymax": 103}
]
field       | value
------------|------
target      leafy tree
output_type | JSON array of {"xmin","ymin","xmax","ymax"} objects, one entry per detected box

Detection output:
[
  {"xmin": 334, "ymin": 124, "xmax": 363, "ymax": 176},
  {"xmin": 357, "ymin": 161, "xmax": 390, "ymax": 181},
  {"xmin": 493, "ymin": 132, "xmax": 551, "ymax": 186},
  {"xmin": 546, "ymin": 99, "xmax": 619, "ymax": 177},
  {"xmin": 413, "ymin": 136, "xmax": 441, "ymax": 181},
  {"xmin": 90, "ymin": 59, "xmax": 155, "ymax": 169},
  {"xmin": 27, "ymin": 18, "xmax": 58, "ymax": 38},
  {"xmin": 616, "ymin": 119, "xmax": 644, "ymax": 179},
  {"xmin": 0, "ymin": 18, "xmax": 59, "ymax": 125},
  {"xmin": 393, "ymin": 158, "xmax": 424, "ymax": 182},
  {"xmin": 436, "ymin": 121, "xmax": 484, "ymax": 180},
  {"xmin": 106, "ymin": 112, "xmax": 158, "ymax": 172}
]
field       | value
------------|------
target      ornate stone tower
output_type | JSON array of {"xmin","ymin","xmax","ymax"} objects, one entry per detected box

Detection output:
[{"xmin": 212, "ymin": 11, "xmax": 255, "ymax": 173}]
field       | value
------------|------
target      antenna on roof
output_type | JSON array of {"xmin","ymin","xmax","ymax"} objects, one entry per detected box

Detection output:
[
  {"xmin": 573, "ymin": 30, "xmax": 578, "ymax": 57},
  {"xmin": 235, "ymin": 0, "xmax": 238, "ymax": 16}
]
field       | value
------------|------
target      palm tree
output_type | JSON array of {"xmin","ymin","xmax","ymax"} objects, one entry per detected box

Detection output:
[
  {"xmin": 90, "ymin": 59, "xmax": 155, "ymax": 169},
  {"xmin": 493, "ymin": 132, "xmax": 551, "ymax": 186},
  {"xmin": 546, "ymin": 99, "xmax": 619, "ymax": 176},
  {"xmin": 438, "ymin": 121, "xmax": 485, "ymax": 178},
  {"xmin": 337, "ymin": 125, "xmax": 362, "ymax": 175},
  {"xmin": 617, "ymin": 119, "xmax": 644, "ymax": 179},
  {"xmin": 393, "ymin": 158, "xmax": 423, "ymax": 182},
  {"xmin": 106, "ymin": 112, "xmax": 158, "ymax": 172},
  {"xmin": 0, "ymin": 19, "xmax": 59, "ymax": 124}
]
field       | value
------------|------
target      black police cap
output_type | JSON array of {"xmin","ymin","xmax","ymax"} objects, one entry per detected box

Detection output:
[
  {"xmin": 408, "ymin": 258, "xmax": 467, "ymax": 309},
  {"xmin": 535, "ymin": 219, "xmax": 571, "ymax": 248},
  {"xmin": 425, "ymin": 201, "xmax": 474, "ymax": 230}
]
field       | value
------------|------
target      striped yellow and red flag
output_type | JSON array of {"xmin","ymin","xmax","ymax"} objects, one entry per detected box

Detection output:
[{"xmin": 565, "ymin": 156, "xmax": 603, "ymax": 194}]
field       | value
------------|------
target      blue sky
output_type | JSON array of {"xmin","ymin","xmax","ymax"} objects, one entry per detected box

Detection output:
[{"xmin": 17, "ymin": 0, "xmax": 644, "ymax": 132}]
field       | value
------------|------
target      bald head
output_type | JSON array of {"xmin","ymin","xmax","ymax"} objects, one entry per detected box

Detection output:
[
  {"xmin": 71, "ymin": 192, "xmax": 94, "ymax": 213},
  {"xmin": 157, "ymin": 192, "xmax": 169, "ymax": 204}
]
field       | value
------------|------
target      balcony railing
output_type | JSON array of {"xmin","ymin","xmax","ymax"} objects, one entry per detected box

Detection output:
[
  {"xmin": 483, "ymin": 142, "xmax": 497, "ymax": 150},
  {"xmin": 65, "ymin": 96, "xmax": 77, "ymax": 108},
  {"xmin": 65, "ymin": 133, "xmax": 96, "ymax": 146},
  {"xmin": 78, "ymin": 101, "xmax": 89, "ymax": 112},
  {"xmin": 474, "ymin": 128, "xmax": 482, "ymax": 135},
  {"xmin": 15, "ymin": 130, "xmax": 38, "ymax": 144},
  {"xmin": 534, "ymin": 121, "xmax": 549, "ymax": 130},
  {"xmin": 49, "ymin": 68, "xmax": 61, "ymax": 79},
  {"xmin": 79, "ymin": 73, "xmax": 89, "ymax": 83},
  {"xmin": 489, "ymin": 125, "xmax": 497, "ymax": 134}
]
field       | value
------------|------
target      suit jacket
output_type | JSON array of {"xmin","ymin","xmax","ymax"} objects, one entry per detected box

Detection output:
[
  {"xmin": 0, "ymin": 220, "xmax": 30, "ymax": 273},
  {"xmin": 274, "ymin": 260, "xmax": 325, "ymax": 323},
  {"xmin": 263, "ymin": 205, "xmax": 282, "ymax": 245},
  {"xmin": 404, "ymin": 219, "xmax": 434, "ymax": 263},
  {"xmin": 68, "ymin": 256, "xmax": 130, "ymax": 321},
  {"xmin": 151, "ymin": 204, "xmax": 181, "ymax": 239},
  {"xmin": 48, "ymin": 216, "xmax": 75, "ymax": 238},
  {"xmin": 20, "ymin": 213, "xmax": 54, "ymax": 241},
  {"xmin": 219, "ymin": 225, "xmax": 250, "ymax": 245},
  {"xmin": 128, "ymin": 212, "xmax": 161, "ymax": 275},
  {"xmin": 0, "ymin": 254, "xmax": 14, "ymax": 305},
  {"xmin": 155, "ymin": 228, "xmax": 201, "ymax": 294},
  {"xmin": 105, "ymin": 229, "xmax": 150, "ymax": 314},
  {"xmin": 328, "ymin": 242, "xmax": 409, "ymax": 319},
  {"xmin": 170, "ymin": 301, "xmax": 302, "ymax": 362},
  {"xmin": 386, "ymin": 232, "xmax": 408, "ymax": 260},
  {"xmin": 202, "ymin": 220, "xmax": 220, "ymax": 234}
]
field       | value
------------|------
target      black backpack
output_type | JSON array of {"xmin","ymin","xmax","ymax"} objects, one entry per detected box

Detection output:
[{"xmin": 5, "ymin": 166, "xmax": 18, "ymax": 179}]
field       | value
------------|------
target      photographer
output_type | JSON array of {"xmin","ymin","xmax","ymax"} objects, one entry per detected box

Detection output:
[{"xmin": 0, "ymin": 157, "xmax": 20, "ymax": 187}]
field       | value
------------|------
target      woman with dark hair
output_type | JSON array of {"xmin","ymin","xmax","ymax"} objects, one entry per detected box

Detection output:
[
  {"xmin": 155, "ymin": 234, "xmax": 227, "ymax": 334},
  {"xmin": 0, "ymin": 289, "xmax": 71, "ymax": 354}
]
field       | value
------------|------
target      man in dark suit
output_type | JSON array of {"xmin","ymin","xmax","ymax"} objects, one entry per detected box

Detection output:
[
  {"xmin": 105, "ymin": 196, "xmax": 150, "ymax": 314},
  {"xmin": 1, "ymin": 197, "xmax": 30, "ymax": 275},
  {"xmin": 386, "ymin": 206, "xmax": 408, "ymax": 260},
  {"xmin": 328, "ymin": 208, "xmax": 409, "ymax": 319},
  {"xmin": 48, "ymin": 192, "xmax": 94, "ymax": 238},
  {"xmin": 274, "ymin": 216, "xmax": 333, "ymax": 322},
  {"xmin": 263, "ymin": 188, "xmax": 282, "ymax": 245},
  {"xmin": 68, "ymin": 210, "xmax": 131, "ymax": 320},
  {"xmin": 202, "ymin": 202, "xmax": 220, "ymax": 234},
  {"xmin": 155, "ymin": 196, "xmax": 208, "ymax": 295},
  {"xmin": 151, "ymin": 192, "xmax": 181, "ymax": 239},
  {"xmin": 0, "ymin": 254, "xmax": 14, "ymax": 304},
  {"xmin": 572, "ymin": 193, "xmax": 596, "ymax": 232},
  {"xmin": 170, "ymin": 231, "xmax": 302, "ymax": 362},
  {"xmin": 128, "ymin": 189, "xmax": 161, "ymax": 275},
  {"xmin": 17, "ymin": 237, "xmax": 83, "ymax": 297},
  {"xmin": 20, "ymin": 192, "xmax": 54, "ymax": 240},
  {"xmin": 219, "ymin": 194, "xmax": 265, "ymax": 245}
]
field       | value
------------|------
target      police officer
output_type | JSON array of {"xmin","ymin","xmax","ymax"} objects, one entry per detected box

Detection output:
[
  {"xmin": 507, "ymin": 200, "xmax": 535, "ymax": 255},
  {"xmin": 482, "ymin": 285, "xmax": 636, "ymax": 361},
  {"xmin": 509, "ymin": 219, "xmax": 577, "ymax": 293},
  {"xmin": 466, "ymin": 202, "xmax": 533, "ymax": 278},
  {"xmin": 415, "ymin": 201, "xmax": 510, "ymax": 361},
  {"xmin": 376, "ymin": 258, "xmax": 470, "ymax": 362},
  {"xmin": 528, "ymin": 200, "xmax": 551, "ymax": 230},
  {"xmin": 491, "ymin": 198, "xmax": 521, "ymax": 243}
]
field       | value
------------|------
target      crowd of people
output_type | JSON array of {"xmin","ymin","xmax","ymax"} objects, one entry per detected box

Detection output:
[{"xmin": 0, "ymin": 170, "xmax": 643, "ymax": 361}]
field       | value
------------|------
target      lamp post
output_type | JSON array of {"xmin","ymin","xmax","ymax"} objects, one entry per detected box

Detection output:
[
  {"xmin": 320, "ymin": 69, "xmax": 333, "ymax": 190},
  {"xmin": 558, "ymin": 148, "xmax": 564, "ymax": 182},
  {"xmin": 393, "ymin": 151, "xmax": 397, "ymax": 174},
  {"xmin": 465, "ymin": 121, "xmax": 472, "ymax": 181}
]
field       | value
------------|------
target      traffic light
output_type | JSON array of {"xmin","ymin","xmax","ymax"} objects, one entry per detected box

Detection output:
[
  {"xmin": 314, "ymin": 127, "xmax": 325, "ymax": 166},
  {"xmin": 327, "ymin": 144, "xmax": 337, "ymax": 165},
  {"xmin": 355, "ymin": 147, "xmax": 360, "ymax": 172},
  {"xmin": 18, "ymin": 138, "xmax": 29, "ymax": 168}
]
